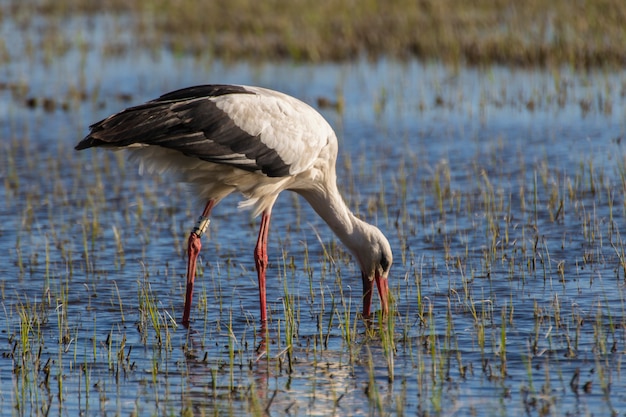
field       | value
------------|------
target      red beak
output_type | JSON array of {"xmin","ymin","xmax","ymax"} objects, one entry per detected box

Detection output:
[{"xmin": 362, "ymin": 271, "xmax": 389, "ymax": 318}]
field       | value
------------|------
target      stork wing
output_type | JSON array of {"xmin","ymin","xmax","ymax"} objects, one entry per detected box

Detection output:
[{"xmin": 76, "ymin": 85, "xmax": 333, "ymax": 178}]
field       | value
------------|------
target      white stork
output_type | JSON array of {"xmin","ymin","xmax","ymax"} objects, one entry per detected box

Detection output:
[{"xmin": 75, "ymin": 84, "xmax": 392, "ymax": 327}]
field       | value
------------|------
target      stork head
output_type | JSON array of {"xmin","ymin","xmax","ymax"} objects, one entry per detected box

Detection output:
[{"xmin": 356, "ymin": 225, "xmax": 393, "ymax": 320}]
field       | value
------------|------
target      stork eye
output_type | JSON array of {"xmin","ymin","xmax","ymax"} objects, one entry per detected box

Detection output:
[{"xmin": 380, "ymin": 254, "xmax": 390, "ymax": 272}]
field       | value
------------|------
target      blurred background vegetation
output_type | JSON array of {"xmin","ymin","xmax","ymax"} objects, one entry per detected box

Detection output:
[{"xmin": 5, "ymin": 0, "xmax": 626, "ymax": 66}]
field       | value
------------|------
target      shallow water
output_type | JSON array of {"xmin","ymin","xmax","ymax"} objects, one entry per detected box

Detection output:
[{"xmin": 1, "ymin": 11, "xmax": 626, "ymax": 417}]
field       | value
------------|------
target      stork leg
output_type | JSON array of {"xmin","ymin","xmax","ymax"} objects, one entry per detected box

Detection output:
[
  {"xmin": 182, "ymin": 199, "xmax": 215, "ymax": 327},
  {"xmin": 254, "ymin": 209, "xmax": 272, "ymax": 323}
]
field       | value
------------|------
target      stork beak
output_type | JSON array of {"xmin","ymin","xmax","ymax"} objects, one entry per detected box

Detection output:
[
  {"xmin": 362, "ymin": 271, "xmax": 389, "ymax": 319},
  {"xmin": 376, "ymin": 271, "xmax": 389, "ymax": 315}
]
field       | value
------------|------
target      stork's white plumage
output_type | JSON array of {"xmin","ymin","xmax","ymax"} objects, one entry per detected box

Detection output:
[{"xmin": 76, "ymin": 84, "xmax": 392, "ymax": 327}]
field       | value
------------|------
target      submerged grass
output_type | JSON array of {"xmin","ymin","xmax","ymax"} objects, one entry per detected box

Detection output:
[
  {"xmin": 1, "ymin": 9, "xmax": 626, "ymax": 413},
  {"xmin": 3, "ymin": 114, "xmax": 626, "ymax": 415}
]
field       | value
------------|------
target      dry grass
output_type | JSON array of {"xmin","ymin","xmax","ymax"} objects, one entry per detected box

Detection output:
[{"xmin": 9, "ymin": 0, "xmax": 626, "ymax": 66}]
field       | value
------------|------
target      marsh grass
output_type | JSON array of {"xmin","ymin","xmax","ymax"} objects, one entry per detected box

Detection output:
[
  {"xmin": 2, "ymin": 10, "xmax": 626, "ymax": 414},
  {"xmin": 280, "ymin": 257, "xmax": 297, "ymax": 374},
  {"xmin": 6, "ymin": 0, "xmax": 626, "ymax": 67}
]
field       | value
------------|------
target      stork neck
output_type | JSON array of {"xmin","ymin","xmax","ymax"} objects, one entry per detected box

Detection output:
[{"xmin": 299, "ymin": 182, "xmax": 366, "ymax": 253}]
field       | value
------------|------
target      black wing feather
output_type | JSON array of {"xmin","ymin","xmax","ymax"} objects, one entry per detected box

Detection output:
[
  {"xmin": 75, "ymin": 85, "xmax": 291, "ymax": 177},
  {"xmin": 154, "ymin": 84, "xmax": 251, "ymax": 102}
]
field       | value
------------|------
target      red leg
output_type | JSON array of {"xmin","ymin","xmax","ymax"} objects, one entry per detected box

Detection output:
[
  {"xmin": 254, "ymin": 210, "xmax": 272, "ymax": 323},
  {"xmin": 182, "ymin": 200, "xmax": 215, "ymax": 327}
]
